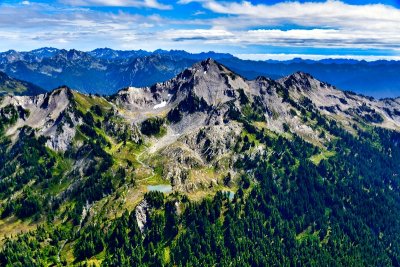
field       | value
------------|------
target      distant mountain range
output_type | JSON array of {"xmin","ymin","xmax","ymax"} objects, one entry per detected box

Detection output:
[{"xmin": 0, "ymin": 47, "xmax": 399, "ymax": 98}]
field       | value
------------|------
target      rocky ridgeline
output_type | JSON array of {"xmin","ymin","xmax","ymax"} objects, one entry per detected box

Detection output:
[{"xmin": 2, "ymin": 59, "xmax": 400, "ymax": 190}]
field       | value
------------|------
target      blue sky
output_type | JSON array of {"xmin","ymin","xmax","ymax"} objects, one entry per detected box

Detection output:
[{"xmin": 1, "ymin": 0, "xmax": 400, "ymax": 60}]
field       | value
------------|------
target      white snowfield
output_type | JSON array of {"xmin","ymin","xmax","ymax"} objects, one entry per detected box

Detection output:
[{"xmin": 153, "ymin": 101, "xmax": 167, "ymax": 109}]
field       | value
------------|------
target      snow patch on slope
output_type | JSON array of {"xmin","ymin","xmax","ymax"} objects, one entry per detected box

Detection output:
[{"xmin": 153, "ymin": 101, "xmax": 167, "ymax": 109}]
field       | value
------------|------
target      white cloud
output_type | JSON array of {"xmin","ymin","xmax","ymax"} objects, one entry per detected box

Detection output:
[
  {"xmin": 193, "ymin": 10, "xmax": 205, "ymax": 16},
  {"xmin": 158, "ymin": 27, "xmax": 400, "ymax": 50},
  {"xmin": 1, "ymin": 0, "xmax": 400, "ymax": 57},
  {"xmin": 190, "ymin": 0, "xmax": 400, "ymax": 28},
  {"xmin": 177, "ymin": 0, "xmax": 206, "ymax": 4},
  {"xmin": 241, "ymin": 29, "xmax": 400, "ymax": 49},
  {"xmin": 0, "ymin": 2, "xmax": 172, "ymax": 51},
  {"xmin": 60, "ymin": 0, "xmax": 172, "ymax": 10},
  {"xmin": 21, "ymin": 1, "xmax": 30, "ymax": 5},
  {"xmin": 181, "ymin": 0, "xmax": 400, "ymax": 33},
  {"xmin": 174, "ymin": 0, "xmax": 400, "ymax": 51},
  {"xmin": 139, "ymin": 22, "xmax": 154, "ymax": 28},
  {"xmin": 159, "ymin": 28, "xmax": 234, "ymax": 42}
]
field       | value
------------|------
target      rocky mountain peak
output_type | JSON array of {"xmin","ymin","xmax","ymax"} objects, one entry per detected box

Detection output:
[
  {"xmin": 197, "ymin": 57, "xmax": 217, "ymax": 68},
  {"xmin": 114, "ymin": 59, "xmax": 252, "ymax": 131},
  {"xmin": 190, "ymin": 58, "xmax": 226, "ymax": 75},
  {"xmin": 30, "ymin": 47, "xmax": 59, "ymax": 58},
  {"xmin": 89, "ymin": 48, "xmax": 122, "ymax": 60},
  {"xmin": 0, "ymin": 50, "xmax": 22, "ymax": 63},
  {"xmin": 255, "ymin": 75, "xmax": 271, "ymax": 82},
  {"xmin": 168, "ymin": 59, "xmax": 248, "ymax": 107},
  {"xmin": 278, "ymin": 71, "xmax": 328, "ymax": 92},
  {"xmin": 0, "ymin": 85, "xmax": 77, "ymax": 150},
  {"xmin": 54, "ymin": 49, "xmax": 91, "ymax": 62},
  {"xmin": 292, "ymin": 71, "xmax": 314, "ymax": 80}
]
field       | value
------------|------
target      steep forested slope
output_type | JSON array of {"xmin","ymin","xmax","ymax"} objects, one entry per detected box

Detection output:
[{"xmin": 0, "ymin": 71, "xmax": 45, "ymax": 96}]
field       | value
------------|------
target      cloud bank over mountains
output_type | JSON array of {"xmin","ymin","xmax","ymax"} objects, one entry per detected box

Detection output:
[{"xmin": 0, "ymin": 0, "xmax": 399, "ymax": 59}]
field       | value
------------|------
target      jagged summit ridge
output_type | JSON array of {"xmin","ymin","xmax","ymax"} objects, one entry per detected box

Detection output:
[
  {"xmin": 278, "ymin": 71, "xmax": 330, "ymax": 92},
  {"xmin": 106, "ymin": 59, "xmax": 400, "ymax": 133},
  {"xmin": 0, "ymin": 86, "xmax": 79, "ymax": 150},
  {"xmin": 117, "ymin": 58, "xmax": 249, "ymax": 110},
  {"xmin": 4, "ymin": 58, "xmax": 400, "ymax": 156},
  {"xmin": 171, "ymin": 58, "xmax": 248, "ymax": 106}
]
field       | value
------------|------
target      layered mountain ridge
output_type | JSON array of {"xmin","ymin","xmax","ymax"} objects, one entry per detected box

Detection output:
[{"xmin": 1, "ymin": 48, "xmax": 400, "ymax": 97}]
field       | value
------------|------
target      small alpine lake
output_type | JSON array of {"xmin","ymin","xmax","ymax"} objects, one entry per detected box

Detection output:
[{"xmin": 147, "ymin": 184, "xmax": 173, "ymax": 193}]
